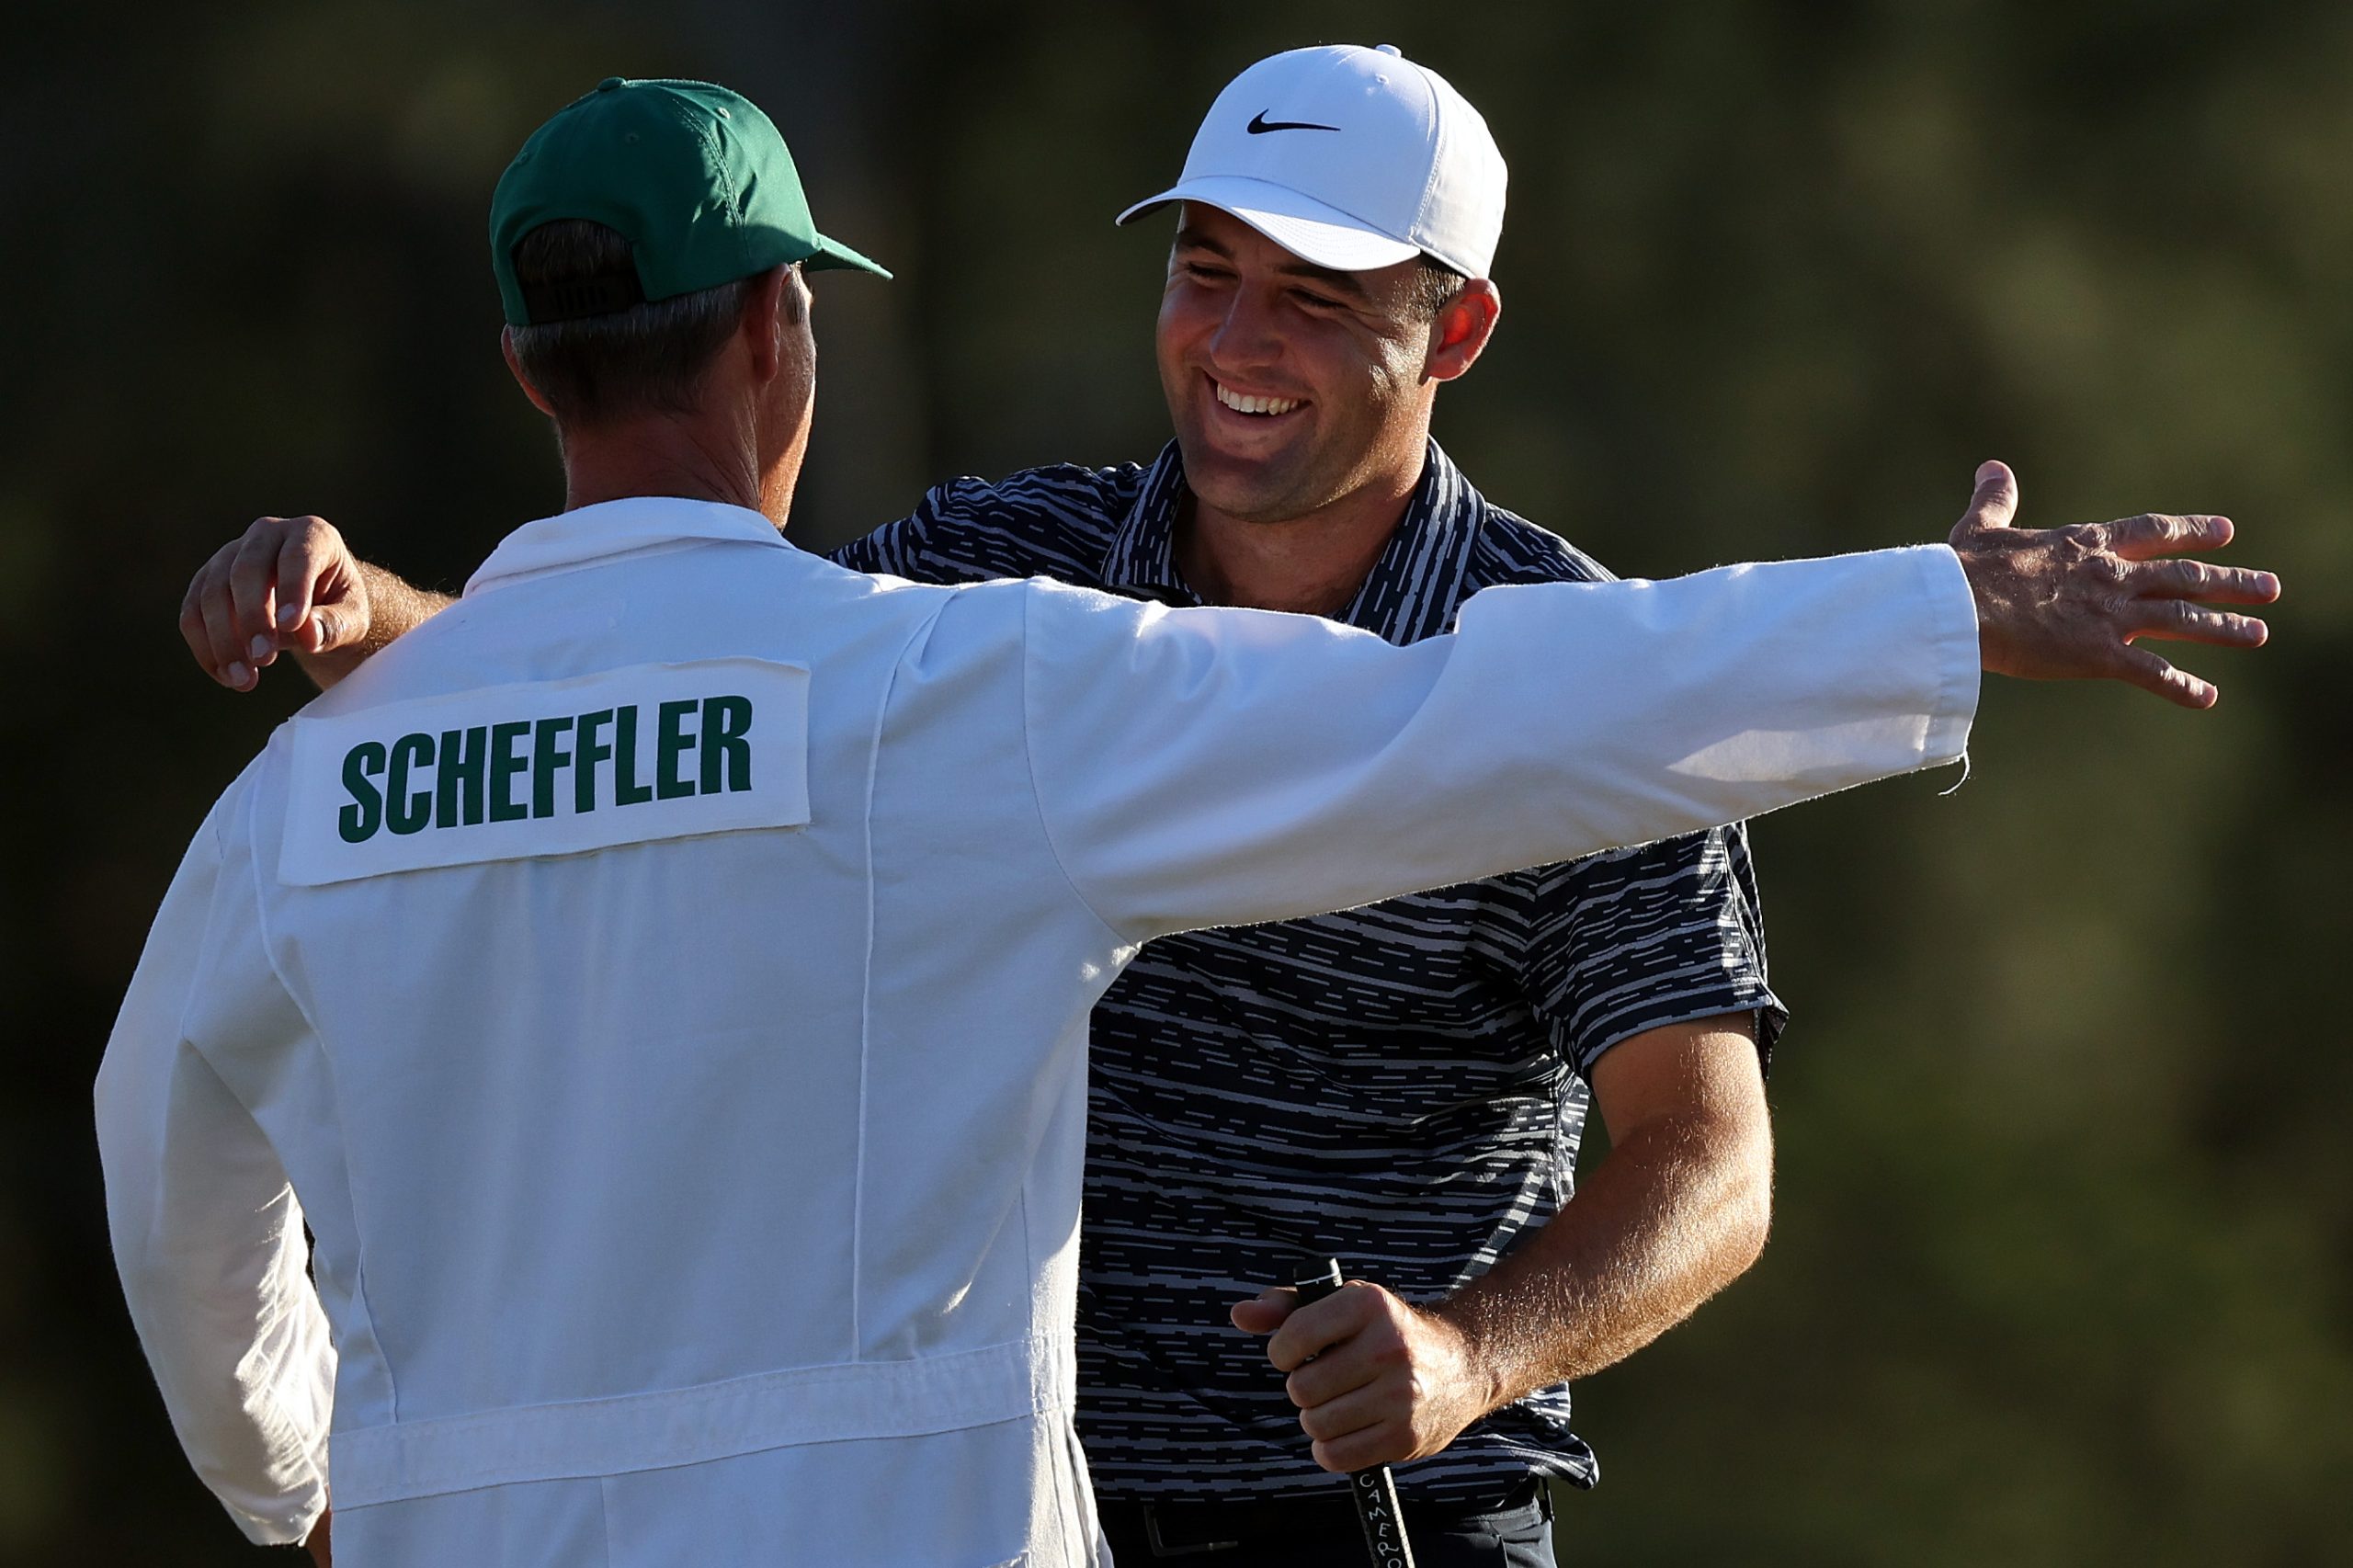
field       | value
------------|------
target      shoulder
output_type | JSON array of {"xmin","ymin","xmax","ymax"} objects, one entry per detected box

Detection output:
[
  {"xmin": 1463, "ymin": 502, "xmax": 1619, "ymax": 589},
  {"xmin": 832, "ymin": 461, "xmax": 1144, "ymax": 586},
  {"xmin": 157, "ymin": 748, "xmax": 280, "ymax": 911}
]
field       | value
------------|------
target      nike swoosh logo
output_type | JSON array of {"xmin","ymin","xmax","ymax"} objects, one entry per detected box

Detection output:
[{"xmin": 1246, "ymin": 111, "xmax": 1340, "ymax": 134}]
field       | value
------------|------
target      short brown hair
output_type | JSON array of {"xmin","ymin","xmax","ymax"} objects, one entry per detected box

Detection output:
[
  {"xmin": 1407, "ymin": 259, "xmax": 1468, "ymax": 321},
  {"xmin": 506, "ymin": 220, "xmax": 789, "ymax": 426}
]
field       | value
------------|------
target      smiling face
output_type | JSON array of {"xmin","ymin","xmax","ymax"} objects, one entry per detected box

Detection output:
[{"xmin": 1156, "ymin": 203, "xmax": 1456, "ymax": 527}]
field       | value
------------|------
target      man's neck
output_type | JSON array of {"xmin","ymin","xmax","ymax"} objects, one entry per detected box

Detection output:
[
  {"xmin": 1175, "ymin": 459, "xmax": 1424, "ymax": 617},
  {"xmin": 559, "ymin": 414, "xmax": 779, "ymax": 526}
]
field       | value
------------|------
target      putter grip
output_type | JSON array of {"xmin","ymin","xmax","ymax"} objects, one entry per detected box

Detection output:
[{"xmin": 1292, "ymin": 1257, "xmax": 1416, "ymax": 1567}]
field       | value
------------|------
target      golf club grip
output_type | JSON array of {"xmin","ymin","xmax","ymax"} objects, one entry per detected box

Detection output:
[{"xmin": 1293, "ymin": 1258, "xmax": 1416, "ymax": 1567}]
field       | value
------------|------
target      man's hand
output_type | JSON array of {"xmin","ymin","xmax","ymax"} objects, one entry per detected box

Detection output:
[
  {"xmin": 1229, "ymin": 1018, "xmax": 1770, "ymax": 1474},
  {"xmin": 182, "ymin": 516, "xmax": 373, "ymax": 690},
  {"xmin": 1950, "ymin": 460, "xmax": 2279, "ymax": 709},
  {"xmin": 181, "ymin": 514, "xmax": 450, "ymax": 693},
  {"xmin": 303, "ymin": 1505, "xmax": 331, "ymax": 1565},
  {"xmin": 1232, "ymin": 1278, "xmax": 1501, "ymax": 1473}
]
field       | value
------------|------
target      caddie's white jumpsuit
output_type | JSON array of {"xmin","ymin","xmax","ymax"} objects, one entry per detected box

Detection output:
[{"xmin": 97, "ymin": 496, "xmax": 1977, "ymax": 1566}]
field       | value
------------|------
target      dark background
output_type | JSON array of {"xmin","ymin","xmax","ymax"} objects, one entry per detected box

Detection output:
[{"xmin": 5, "ymin": 2, "xmax": 2347, "ymax": 1562}]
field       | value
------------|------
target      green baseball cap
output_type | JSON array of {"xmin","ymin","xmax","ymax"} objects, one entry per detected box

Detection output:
[{"xmin": 490, "ymin": 76, "xmax": 888, "ymax": 326}]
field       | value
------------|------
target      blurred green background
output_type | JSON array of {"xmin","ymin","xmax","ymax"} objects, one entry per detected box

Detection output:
[{"xmin": 4, "ymin": 1, "xmax": 2347, "ymax": 1562}]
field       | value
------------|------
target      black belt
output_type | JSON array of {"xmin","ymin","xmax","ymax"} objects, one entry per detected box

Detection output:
[{"xmin": 1100, "ymin": 1479, "xmax": 1541, "ymax": 1558}]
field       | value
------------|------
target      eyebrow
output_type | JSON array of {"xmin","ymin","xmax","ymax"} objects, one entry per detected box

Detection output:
[{"xmin": 1173, "ymin": 226, "xmax": 1372, "ymax": 300}]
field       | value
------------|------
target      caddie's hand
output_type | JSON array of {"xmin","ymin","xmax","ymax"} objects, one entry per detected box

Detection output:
[
  {"xmin": 303, "ymin": 1504, "xmax": 332, "ymax": 1565},
  {"xmin": 1233, "ymin": 1278, "xmax": 1499, "ymax": 1472},
  {"xmin": 180, "ymin": 515, "xmax": 372, "ymax": 690},
  {"xmin": 1949, "ymin": 460, "xmax": 2279, "ymax": 709}
]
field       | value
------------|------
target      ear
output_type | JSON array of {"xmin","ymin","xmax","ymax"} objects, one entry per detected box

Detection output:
[
  {"xmin": 740, "ymin": 265, "xmax": 790, "ymax": 385},
  {"xmin": 1422, "ymin": 279, "xmax": 1501, "ymax": 384},
  {"xmin": 499, "ymin": 326, "xmax": 558, "ymax": 417}
]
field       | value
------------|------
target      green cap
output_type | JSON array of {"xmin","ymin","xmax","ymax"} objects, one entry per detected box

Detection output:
[{"xmin": 490, "ymin": 76, "xmax": 889, "ymax": 326}]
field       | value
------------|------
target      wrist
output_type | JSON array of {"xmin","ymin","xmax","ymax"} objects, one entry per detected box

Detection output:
[{"xmin": 1424, "ymin": 1291, "xmax": 1517, "ymax": 1416}]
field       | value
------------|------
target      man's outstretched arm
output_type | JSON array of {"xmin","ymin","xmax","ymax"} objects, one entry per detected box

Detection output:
[
  {"xmin": 175, "ymin": 462, "xmax": 2280, "ymax": 706},
  {"xmin": 180, "ymin": 517, "xmax": 450, "ymax": 691}
]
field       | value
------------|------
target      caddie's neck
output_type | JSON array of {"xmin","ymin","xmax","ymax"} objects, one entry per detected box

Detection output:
[{"xmin": 556, "ymin": 406, "xmax": 800, "ymax": 528}]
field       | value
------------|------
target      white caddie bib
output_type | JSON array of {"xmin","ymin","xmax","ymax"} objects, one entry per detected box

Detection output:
[{"xmin": 280, "ymin": 659, "xmax": 810, "ymax": 887}]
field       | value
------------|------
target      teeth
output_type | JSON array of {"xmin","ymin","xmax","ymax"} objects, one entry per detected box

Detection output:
[{"xmin": 1214, "ymin": 381, "xmax": 1301, "ymax": 416}]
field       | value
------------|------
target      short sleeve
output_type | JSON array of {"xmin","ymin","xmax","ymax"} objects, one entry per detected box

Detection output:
[{"xmin": 1522, "ymin": 823, "xmax": 1787, "ymax": 1081}]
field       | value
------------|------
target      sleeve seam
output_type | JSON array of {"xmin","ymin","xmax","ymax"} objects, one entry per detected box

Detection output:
[
  {"xmin": 1572, "ymin": 993, "xmax": 1785, "ymax": 1079},
  {"xmin": 235, "ymin": 760, "xmax": 340, "ymax": 1482},
  {"xmin": 1016, "ymin": 583, "xmax": 1136, "ymax": 950}
]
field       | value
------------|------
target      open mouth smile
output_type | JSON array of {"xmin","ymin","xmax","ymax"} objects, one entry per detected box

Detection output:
[{"xmin": 1211, "ymin": 377, "xmax": 1304, "ymax": 417}]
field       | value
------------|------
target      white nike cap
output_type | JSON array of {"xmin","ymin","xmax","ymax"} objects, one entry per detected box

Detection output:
[{"xmin": 1116, "ymin": 43, "xmax": 1507, "ymax": 278}]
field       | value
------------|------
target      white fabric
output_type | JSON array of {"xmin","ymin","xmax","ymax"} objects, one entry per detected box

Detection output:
[
  {"xmin": 97, "ymin": 495, "xmax": 1979, "ymax": 1564},
  {"xmin": 1116, "ymin": 44, "xmax": 1509, "ymax": 278}
]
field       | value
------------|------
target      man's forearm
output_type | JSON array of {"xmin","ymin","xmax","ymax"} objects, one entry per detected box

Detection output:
[
  {"xmin": 1433, "ymin": 1101, "xmax": 1773, "ymax": 1404},
  {"xmin": 1252, "ymin": 1018, "xmax": 1775, "ymax": 1471},
  {"xmin": 294, "ymin": 563, "xmax": 451, "ymax": 689}
]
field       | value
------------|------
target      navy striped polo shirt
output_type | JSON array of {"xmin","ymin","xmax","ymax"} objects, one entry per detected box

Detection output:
[{"xmin": 834, "ymin": 439, "xmax": 1785, "ymax": 1505}]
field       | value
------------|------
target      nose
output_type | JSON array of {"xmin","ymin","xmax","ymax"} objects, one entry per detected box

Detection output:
[{"xmin": 1206, "ymin": 284, "xmax": 1284, "ymax": 379}]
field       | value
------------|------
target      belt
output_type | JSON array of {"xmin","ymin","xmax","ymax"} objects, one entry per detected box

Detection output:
[{"xmin": 1100, "ymin": 1477, "xmax": 1544, "ymax": 1558}]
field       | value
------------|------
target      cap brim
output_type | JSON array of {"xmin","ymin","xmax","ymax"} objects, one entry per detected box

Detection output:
[
  {"xmin": 1115, "ymin": 176, "xmax": 1421, "ymax": 272},
  {"xmin": 802, "ymin": 233, "xmax": 892, "ymax": 279}
]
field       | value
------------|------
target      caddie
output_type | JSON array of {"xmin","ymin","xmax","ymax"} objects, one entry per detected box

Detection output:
[{"xmin": 176, "ymin": 48, "xmax": 2280, "ymax": 1567}]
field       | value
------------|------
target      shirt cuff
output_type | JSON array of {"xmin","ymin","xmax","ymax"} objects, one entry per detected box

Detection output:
[
  {"xmin": 1913, "ymin": 544, "xmax": 1982, "ymax": 767},
  {"xmin": 223, "ymin": 1478, "xmax": 327, "ymax": 1548}
]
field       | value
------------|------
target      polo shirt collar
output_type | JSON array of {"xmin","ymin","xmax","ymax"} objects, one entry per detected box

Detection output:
[
  {"xmin": 1097, "ymin": 438, "xmax": 1487, "ymax": 643},
  {"xmin": 467, "ymin": 496, "xmax": 789, "ymax": 597},
  {"xmin": 1097, "ymin": 447, "xmax": 1193, "ymax": 603}
]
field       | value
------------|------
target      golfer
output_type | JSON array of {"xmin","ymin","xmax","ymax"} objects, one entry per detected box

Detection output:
[{"xmin": 126, "ymin": 75, "xmax": 2269, "ymax": 1568}]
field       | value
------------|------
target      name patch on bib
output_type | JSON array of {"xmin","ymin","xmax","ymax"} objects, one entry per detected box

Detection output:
[{"xmin": 282, "ymin": 659, "xmax": 810, "ymax": 887}]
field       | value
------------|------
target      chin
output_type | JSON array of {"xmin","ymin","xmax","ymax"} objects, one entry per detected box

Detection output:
[
  {"xmin": 1178, "ymin": 442, "xmax": 1308, "ymax": 524},
  {"xmin": 1190, "ymin": 472, "xmax": 1291, "ymax": 526}
]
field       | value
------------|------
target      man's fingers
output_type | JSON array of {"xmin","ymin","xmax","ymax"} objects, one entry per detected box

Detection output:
[
  {"xmin": 1283, "ymin": 1346, "xmax": 1380, "ymax": 1410},
  {"xmin": 228, "ymin": 524, "xmax": 286, "ymax": 654},
  {"xmin": 299, "ymin": 608, "xmax": 343, "ymax": 654},
  {"xmin": 1230, "ymin": 1289, "xmax": 1297, "ymax": 1336},
  {"xmin": 2131, "ymin": 558, "xmax": 2281, "ymax": 605},
  {"xmin": 2106, "ymin": 512, "xmax": 2234, "ymax": 561},
  {"xmin": 197, "ymin": 558, "xmax": 256, "ymax": 690},
  {"xmin": 181, "ymin": 542, "xmax": 240, "ymax": 684},
  {"xmin": 1312, "ymin": 1426, "xmax": 1406, "ymax": 1475},
  {"xmin": 1295, "ymin": 1381, "xmax": 1389, "ymax": 1443},
  {"xmin": 2130, "ymin": 601, "xmax": 2269, "ymax": 647},
  {"xmin": 1959, "ymin": 459, "xmax": 2019, "ymax": 533},
  {"xmin": 276, "ymin": 521, "xmax": 332, "ymax": 636},
  {"xmin": 1263, "ymin": 1284, "xmax": 1372, "ymax": 1374},
  {"xmin": 2114, "ymin": 643, "xmax": 2219, "ymax": 710}
]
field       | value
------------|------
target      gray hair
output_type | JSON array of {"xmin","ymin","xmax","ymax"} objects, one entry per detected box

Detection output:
[{"xmin": 506, "ymin": 220, "xmax": 791, "ymax": 426}]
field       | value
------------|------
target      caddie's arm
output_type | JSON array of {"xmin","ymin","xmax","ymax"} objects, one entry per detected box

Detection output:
[
  {"xmin": 94, "ymin": 787, "xmax": 335, "ymax": 1547},
  {"xmin": 1015, "ymin": 465, "xmax": 2273, "ymax": 947},
  {"xmin": 181, "ymin": 516, "xmax": 452, "ymax": 692},
  {"xmin": 1237, "ymin": 1013, "xmax": 1771, "ymax": 1471},
  {"xmin": 179, "ymin": 462, "xmax": 2276, "ymax": 710}
]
